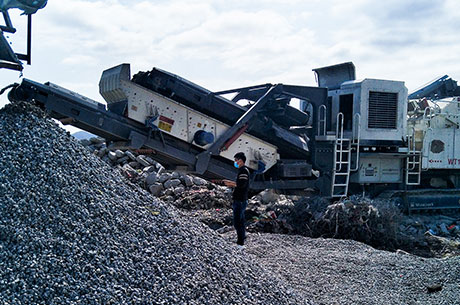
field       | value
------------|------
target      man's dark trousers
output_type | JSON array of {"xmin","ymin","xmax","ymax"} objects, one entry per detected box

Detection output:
[{"xmin": 233, "ymin": 200, "xmax": 248, "ymax": 245}]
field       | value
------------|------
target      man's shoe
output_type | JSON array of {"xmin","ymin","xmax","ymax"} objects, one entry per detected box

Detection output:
[{"xmin": 236, "ymin": 244, "xmax": 245, "ymax": 250}]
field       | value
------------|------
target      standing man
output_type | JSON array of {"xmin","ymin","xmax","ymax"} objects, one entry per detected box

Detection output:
[{"xmin": 223, "ymin": 152, "xmax": 250, "ymax": 248}]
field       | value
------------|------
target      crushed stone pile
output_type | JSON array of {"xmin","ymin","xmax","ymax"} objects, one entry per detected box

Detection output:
[
  {"xmin": 227, "ymin": 233, "xmax": 460, "ymax": 305},
  {"xmin": 0, "ymin": 101, "xmax": 309, "ymax": 305}
]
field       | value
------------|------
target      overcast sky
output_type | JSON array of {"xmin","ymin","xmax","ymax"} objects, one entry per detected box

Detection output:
[{"xmin": 1, "ymin": 0, "xmax": 460, "ymax": 112}]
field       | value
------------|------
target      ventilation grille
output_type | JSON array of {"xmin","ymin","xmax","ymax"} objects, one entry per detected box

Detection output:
[{"xmin": 368, "ymin": 91, "xmax": 398, "ymax": 129}]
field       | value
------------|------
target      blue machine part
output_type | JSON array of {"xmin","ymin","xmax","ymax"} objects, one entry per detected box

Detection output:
[
  {"xmin": 145, "ymin": 115, "xmax": 159, "ymax": 131},
  {"xmin": 255, "ymin": 160, "xmax": 266, "ymax": 174},
  {"xmin": 193, "ymin": 130, "xmax": 214, "ymax": 146}
]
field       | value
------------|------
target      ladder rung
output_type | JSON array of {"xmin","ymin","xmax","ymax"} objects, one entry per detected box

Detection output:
[
  {"xmin": 334, "ymin": 172, "xmax": 349, "ymax": 176},
  {"xmin": 333, "ymin": 184, "xmax": 348, "ymax": 187}
]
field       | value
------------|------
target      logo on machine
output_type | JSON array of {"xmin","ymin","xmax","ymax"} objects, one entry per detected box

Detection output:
[
  {"xmin": 448, "ymin": 158, "xmax": 460, "ymax": 165},
  {"xmin": 158, "ymin": 115, "xmax": 174, "ymax": 132}
]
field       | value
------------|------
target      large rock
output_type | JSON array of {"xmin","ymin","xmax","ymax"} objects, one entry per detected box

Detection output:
[
  {"xmin": 260, "ymin": 189, "xmax": 280, "ymax": 204},
  {"xmin": 145, "ymin": 172, "xmax": 158, "ymax": 185},
  {"xmin": 136, "ymin": 155, "xmax": 151, "ymax": 167},
  {"xmin": 125, "ymin": 150, "xmax": 136, "ymax": 161},
  {"xmin": 143, "ymin": 165, "xmax": 157, "ymax": 173},
  {"xmin": 182, "ymin": 175, "xmax": 194, "ymax": 187},
  {"xmin": 108, "ymin": 151, "xmax": 117, "ymax": 161},
  {"xmin": 148, "ymin": 183, "xmax": 163, "ymax": 196},
  {"xmin": 173, "ymin": 186, "xmax": 185, "ymax": 196},
  {"xmin": 97, "ymin": 147, "xmax": 108, "ymax": 158},
  {"xmin": 115, "ymin": 149, "xmax": 125, "ymax": 158},
  {"xmin": 121, "ymin": 164, "xmax": 138, "ymax": 178},
  {"xmin": 158, "ymin": 173, "xmax": 172, "ymax": 183},
  {"xmin": 152, "ymin": 160, "xmax": 165, "ymax": 172},
  {"xmin": 116, "ymin": 156, "xmax": 130, "ymax": 164},
  {"xmin": 128, "ymin": 161, "xmax": 141, "ymax": 169},
  {"xmin": 193, "ymin": 176, "xmax": 208, "ymax": 186},
  {"xmin": 143, "ymin": 155, "xmax": 156, "ymax": 165},
  {"xmin": 89, "ymin": 136, "xmax": 104, "ymax": 144},
  {"xmin": 164, "ymin": 178, "xmax": 182, "ymax": 189}
]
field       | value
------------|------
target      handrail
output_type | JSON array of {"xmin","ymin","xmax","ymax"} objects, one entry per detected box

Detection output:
[
  {"xmin": 318, "ymin": 104, "xmax": 327, "ymax": 136},
  {"xmin": 351, "ymin": 113, "xmax": 361, "ymax": 171},
  {"xmin": 408, "ymin": 128, "xmax": 416, "ymax": 170},
  {"xmin": 335, "ymin": 112, "xmax": 344, "ymax": 171}
]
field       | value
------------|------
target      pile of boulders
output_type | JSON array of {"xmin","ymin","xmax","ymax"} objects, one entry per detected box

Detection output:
[{"xmin": 81, "ymin": 138, "xmax": 232, "ymax": 205}]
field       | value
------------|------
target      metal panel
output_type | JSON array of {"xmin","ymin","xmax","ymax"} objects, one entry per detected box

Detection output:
[
  {"xmin": 120, "ymin": 80, "xmax": 278, "ymax": 172},
  {"xmin": 350, "ymin": 156, "xmax": 402, "ymax": 183},
  {"xmin": 312, "ymin": 62, "xmax": 356, "ymax": 89},
  {"xmin": 0, "ymin": 29, "xmax": 22, "ymax": 70}
]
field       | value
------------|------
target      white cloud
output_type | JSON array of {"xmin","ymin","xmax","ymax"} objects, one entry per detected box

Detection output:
[{"xmin": 1, "ymin": 0, "xmax": 460, "ymax": 112}]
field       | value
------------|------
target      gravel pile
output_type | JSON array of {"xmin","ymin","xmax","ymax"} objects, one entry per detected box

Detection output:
[
  {"xmin": 0, "ymin": 101, "xmax": 309, "ymax": 304},
  {"xmin": 225, "ymin": 232, "xmax": 460, "ymax": 305}
]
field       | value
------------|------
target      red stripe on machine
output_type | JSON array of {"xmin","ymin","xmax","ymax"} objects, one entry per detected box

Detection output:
[{"xmin": 159, "ymin": 115, "xmax": 175, "ymax": 125}]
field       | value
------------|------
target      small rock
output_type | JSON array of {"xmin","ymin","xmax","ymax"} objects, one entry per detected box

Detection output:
[
  {"xmin": 145, "ymin": 172, "xmax": 158, "ymax": 185},
  {"xmin": 439, "ymin": 223, "xmax": 449, "ymax": 235},
  {"xmin": 128, "ymin": 161, "xmax": 141, "ymax": 169},
  {"xmin": 158, "ymin": 173, "xmax": 172, "ymax": 184},
  {"xmin": 426, "ymin": 284, "xmax": 442, "ymax": 293},
  {"xmin": 164, "ymin": 179, "xmax": 182, "ymax": 189},
  {"xmin": 193, "ymin": 176, "xmax": 207, "ymax": 186},
  {"xmin": 116, "ymin": 156, "xmax": 130, "ymax": 164},
  {"xmin": 121, "ymin": 164, "xmax": 138, "ymax": 178},
  {"xmin": 115, "ymin": 149, "xmax": 125, "ymax": 158},
  {"xmin": 136, "ymin": 155, "xmax": 151, "ymax": 167},
  {"xmin": 125, "ymin": 150, "xmax": 136, "ymax": 161},
  {"xmin": 260, "ymin": 189, "xmax": 280, "ymax": 204},
  {"xmin": 97, "ymin": 147, "xmax": 108, "ymax": 158},
  {"xmin": 143, "ymin": 156, "xmax": 156, "ymax": 165},
  {"xmin": 171, "ymin": 171, "xmax": 181, "ymax": 179},
  {"xmin": 173, "ymin": 186, "xmax": 185, "ymax": 196},
  {"xmin": 79, "ymin": 139, "xmax": 91, "ymax": 146},
  {"xmin": 148, "ymin": 183, "xmax": 163, "ymax": 196},
  {"xmin": 108, "ymin": 151, "xmax": 117, "ymax": 161},
  {"xmin": 182, "ymin": 175, "xmax": 194, "ymax": 187},
  {"xmin": 90, "ymin": 137, "xmax": 104, "ymax": 144},
  {"xmin": 143, "ymin": 166, "xmax": 157, "ymax": 173}
]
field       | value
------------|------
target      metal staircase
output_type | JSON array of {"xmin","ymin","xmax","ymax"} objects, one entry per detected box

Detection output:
[
  {"xmin": 331, "ymin": 113, "xmax": 351, "ymax": 198},
  {"xmin": 406, "ymin": 129, "xmax": 422, "ymax": 185}
]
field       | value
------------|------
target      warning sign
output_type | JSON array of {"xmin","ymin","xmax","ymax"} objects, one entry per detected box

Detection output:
[{"xmin": 158, "ymin": 115, "xmax": 174, "ymax": 132}]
